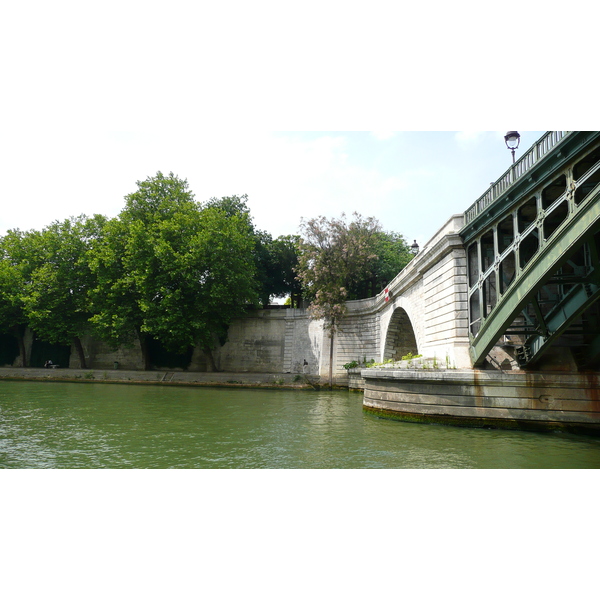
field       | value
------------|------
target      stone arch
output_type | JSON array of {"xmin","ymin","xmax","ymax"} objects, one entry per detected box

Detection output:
[{"xmin": 383, "ymin": 307, "xmax": 418, "ymax": 361}]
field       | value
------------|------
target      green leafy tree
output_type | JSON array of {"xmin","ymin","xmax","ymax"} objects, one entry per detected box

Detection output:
[
  {"xmin": 251, "ymin": 232, "xmax": 301, "ymax": 307},
  {"xmin": 88, "ymin": 215, "xmax": 145, "ymax": 361},
  {"xmin": 0, "ymin": 230, "xmax": 35, "ymax": 366},
  {"xmin": 89, "ymin": 172, "xmax": 196, "ymax": 368},
  {"xmin": 349, "ymin": 231, "xmax": 413, "ymax": 299},
  {"xmin": 204, "ymin": 194, "xmax": 252, "ymax": 220},
  {"xmin": 297, "ymin": 212, "xmax": 381, "ymax": 387},
  {"xmin": 90, "ymin": 172, "xmax": 259, "ymax": 370},
  {"xmin": 20, "ymin": 215, "xmax": 106, "ymax": 369},
  {"xmin": 253, "ymin": 229, "xmax": 276, "ymax": 307},
  {"xmin": 269, "ymin": 234, "xmax": 302, "ymax": 307},
  {"xmin": 203, "ymin": 195, "xmax": 301, "ymax": 307},
  {"xmin": 142, "ymin": 203, "xmax": 259, "ymax": 369}
]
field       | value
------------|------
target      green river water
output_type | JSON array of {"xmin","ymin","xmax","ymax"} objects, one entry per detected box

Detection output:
[{"xmin": 1, "ymin": 380, "xmax": 600, "ymax": 468}]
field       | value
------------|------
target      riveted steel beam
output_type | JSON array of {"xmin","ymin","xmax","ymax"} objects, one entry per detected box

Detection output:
[
  {"xmin": 469, "ymin": 190, "xmax": 600, "ymax": 366},
  {"xmin": 461, "ymin": 132, "xmax": 600, "ymax": 244},
  {"xmin": 517, "ymin": 282, "xmax": 600, "ymax": 367}
]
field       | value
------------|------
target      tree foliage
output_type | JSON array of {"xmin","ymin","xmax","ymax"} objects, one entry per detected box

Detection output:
[
  {"xmin": 269, "ymin": 235, "xmax": 302, "ymax": 306},
  {"xmin": 203, "ymin": 194, "xmax": 301, "ymax": 307},
  {"xmin": 296, "ymin": 212, "xmax": 412, "ymax": 386},
  {"xmin": 348, "ymin": 230, "xmax": 413, "ymax": 299},
  {"xmin": 0, "ymin": 170, "xmax": 412, "ymax": 375},
  {"xmin": 297, "ymin": 213, "xmax": 381, "ymax": 387},
  {"xmin": 19, "ymin": 215, "xmax": 107, "ymax": 368},
  {"xmin": 89, "ymin": 172, "xmax": 259, "ymax": 370},
  {"xmin": 254, "ymin": 232, "xmax": 302, "ymax": 307},
  {"xmin": 0, "ymin": 230, "xmax": 33, "ymax": 365},
  {"xmin": 297, "ymin": 213, "xmax": 413, "ymax": 314},
  {"xmin": 297, "ymin": 212, "xmax": 381, "ymax": 330}
]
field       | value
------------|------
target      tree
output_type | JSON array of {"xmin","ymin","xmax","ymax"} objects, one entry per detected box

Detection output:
[
  {"xmin": 203, "ymin": 195, "xmax": 301, "ymax": 307},
  {"xmin": 0, "ymin": 227, "xmax": 61, "ymax": 366},
  {"xmin": 297, "ymin": 213, "xmax": 381, "ymax": 387},
  {"xmin": 20, "ymin": 215, "xmax": 107, "ymax": 369},
  {"xmin": 348, "ymin": 231, "xmax": 413, "ymax": 299},
  {"xmin": 141, "ymin": 203, "xmax": 259, "ymax": 369},
  {"xmin": 90, "ymin": 173, "xmax": 259, "ymax": 370},
  {"xmin": 90, "ymin": 172, "xmax": 202, "ymax": 368},
  {"xmin": 203, "ymin": 194, "xmax": 252, "ymax": 220},
  {"xmin": 0, "ymin": 230, "xmax": 33, "ymax": 366},
  {"xmin": 269, "ymin": 234, "xmax": 303, "ymax": 307}
]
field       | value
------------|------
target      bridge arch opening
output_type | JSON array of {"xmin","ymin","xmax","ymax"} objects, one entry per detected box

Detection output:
[{"xmin": 383, "ymin": 307, "xmax": 418, "ymax": 361}]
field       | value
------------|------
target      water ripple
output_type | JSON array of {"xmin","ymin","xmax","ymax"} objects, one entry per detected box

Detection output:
[{"xmin": 1, "ymin": 382, "xmax": 599, "ymax": 468}]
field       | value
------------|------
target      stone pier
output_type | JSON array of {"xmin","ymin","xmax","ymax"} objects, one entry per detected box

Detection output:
[{"xmin": 362, "ymin": 368, "xmax": 600, "ymax": 435}]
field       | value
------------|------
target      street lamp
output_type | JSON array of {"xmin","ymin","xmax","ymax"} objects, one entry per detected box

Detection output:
[
  {"xmin": 410, "ymin": 240, "xmax": 419, "ymax": 255},
  {"xmin": 504, "ymin": 131, "xmax": 521, "ymax": 163}
]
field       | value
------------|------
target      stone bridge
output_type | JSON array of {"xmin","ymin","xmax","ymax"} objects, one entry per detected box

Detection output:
[
  {"xmin": 327, "ymin": 131, "xmax": 600, "ymax": 383},
  {"xmin": 30, "ymin": 131, "xmax": 600, "ymax": 399},
  {"xmin": 327, "ymin": 214, "xmax": 469, "ymax": 379}
]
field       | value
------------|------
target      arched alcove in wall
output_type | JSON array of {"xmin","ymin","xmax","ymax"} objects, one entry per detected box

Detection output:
[{"xmin": 383, "ymin": 307, "xmax": 418, "ymax": 361}]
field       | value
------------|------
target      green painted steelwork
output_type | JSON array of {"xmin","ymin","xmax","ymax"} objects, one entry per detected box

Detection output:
[
  {"xmin": 461, "ymin": 131, "xmax": 600, "ymax": 368},
  {"xmin": 463, "ymin": 131, "xmax": 572, "ymax": 229}
]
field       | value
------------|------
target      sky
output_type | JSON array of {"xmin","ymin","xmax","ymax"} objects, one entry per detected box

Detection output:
[
  {"xmin": 0, "ymin": 129, "xmax": 547, "ymax": 246},
  {"xmin": 1, "ymin": 1, "xmax": 595, "ymax": 594},
  {"xmin": 1, "ymin": 2, "xmax": 593, "ymax": 248}
]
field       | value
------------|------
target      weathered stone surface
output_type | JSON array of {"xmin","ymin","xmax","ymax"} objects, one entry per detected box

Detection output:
[
  {"xmin": 363, "ymin": 369, "xmax": 600, "ymax": 433},
  {"xmin": 8, "ymin": 214, "xmax": 471, "ymax": 384}
]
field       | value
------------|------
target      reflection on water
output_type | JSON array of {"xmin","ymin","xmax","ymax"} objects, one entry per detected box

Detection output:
[{"xmin": 1, "ymin": 381, "xmax": 599, "ymax": 468}]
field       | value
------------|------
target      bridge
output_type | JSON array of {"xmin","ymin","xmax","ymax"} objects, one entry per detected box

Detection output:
[
  {"xmin": 344, "ymin": 130, "xmax": 600, "ymax": 434},
  {"xmin": 51, "ymin": 131, "xmax": 600, "ymax": 398},
  {"xmin": 329, "ymin": 131, "xmax": 600, "ymax": 380},
  {"xmin": 50, "ymin": 130, "xmax": 600, "ymax": 433},
  {"xmin": 461, "ymin": 131, "xmax": 600, "ymax": 370}
]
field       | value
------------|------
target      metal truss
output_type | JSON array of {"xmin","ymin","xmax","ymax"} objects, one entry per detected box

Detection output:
[{"xmin": 463, "ymin": 134, "xmax": 600, "ymax": 368}]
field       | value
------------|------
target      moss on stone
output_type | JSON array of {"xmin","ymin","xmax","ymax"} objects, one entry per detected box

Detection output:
[{"xmin": 362, "ymin": 405, "xmax": 600, "ymax": 436}]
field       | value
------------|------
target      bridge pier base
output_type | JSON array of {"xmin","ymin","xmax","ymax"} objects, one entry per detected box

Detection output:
[{"xmin": 362, "ymin": 369, "xmax": 600, "ymax": 436}]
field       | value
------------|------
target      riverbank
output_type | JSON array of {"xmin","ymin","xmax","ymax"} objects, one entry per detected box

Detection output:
[{"xmin": 0, "ymin": 367, "xmax": 326, "ymax": 390}]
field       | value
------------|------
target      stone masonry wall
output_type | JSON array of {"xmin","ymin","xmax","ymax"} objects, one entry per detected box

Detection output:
[
  {"xmin": 420, "ymin": 246, "xmax": 470, "ymax": 367},
  {"xmin": 11, "ymin": 215, "xmax": 471, "ymax": 379},
  {"xmin": 64, "ymin": 308, "xmax": 326, "ymax": 375}
]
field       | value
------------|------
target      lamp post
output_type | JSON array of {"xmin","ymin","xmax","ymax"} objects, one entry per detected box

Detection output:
[
  {"xmin": 504, "ymin": 131, "xmax": 521, "ymax": 163},
  {"xmin": 410, "ymin": 240, "xmax": 419, "ymax": 255}
]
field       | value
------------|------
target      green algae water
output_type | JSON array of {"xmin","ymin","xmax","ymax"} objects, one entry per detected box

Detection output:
[{"xmin": 1, "ymin": 381, "xmax": 600, "ymax": 468}]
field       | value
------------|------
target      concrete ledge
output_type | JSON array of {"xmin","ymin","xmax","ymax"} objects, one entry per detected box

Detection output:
[
  {"xmin": 0, "ymin": 367, "xmax": 319, "ymax": 389},
  {"xmin": 362, "ymin": 368, "xmax": 600, "ymax": 435}
]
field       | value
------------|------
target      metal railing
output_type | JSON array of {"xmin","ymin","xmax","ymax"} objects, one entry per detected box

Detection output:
[{"xmin": 464, "ymin": 131, "xmax": 572, "ymax": 225}]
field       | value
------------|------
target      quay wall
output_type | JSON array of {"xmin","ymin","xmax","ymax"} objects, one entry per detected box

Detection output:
[
  {"xmin": 2, "ymin": 215, "xmax": 471, "ymax": 385},
  {"xmin": 362, "ymin": 368, "xmax": 600, "ymax": 435},
  {"xmin": 70, "ymin": 308, "xmax": 328, "ymax": 378}
]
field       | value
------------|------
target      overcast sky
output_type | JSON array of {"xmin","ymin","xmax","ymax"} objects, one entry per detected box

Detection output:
[
  {"xmin": 0, "ymin": 129, "xmax": 547, "ymax": 246},
  {"xmin": 2, "ymin": 2, "xmax": 591, "ymax": 247}
]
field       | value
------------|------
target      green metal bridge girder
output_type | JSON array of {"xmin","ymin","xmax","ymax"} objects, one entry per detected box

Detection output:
[
  {"xmin": 461, "ymin": 132, "xmax": 600, "ymax": 245},
  {"xmin": 521, "ymin": 280, "xmax": 600, "ymax": 365},
  {"xmin": 468, "ymin": 184, "xmax": 600, "ymax": 367}
]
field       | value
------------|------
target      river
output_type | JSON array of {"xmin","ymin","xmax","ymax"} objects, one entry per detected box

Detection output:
[{"xmin": 1, "ymin": 381, "xmax": 599, "ymax": 468}]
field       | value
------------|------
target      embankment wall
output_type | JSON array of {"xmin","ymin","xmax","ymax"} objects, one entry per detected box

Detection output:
[{"xmin": 362, "ymin": 368, "xmax": 600, "ymax": 435}]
